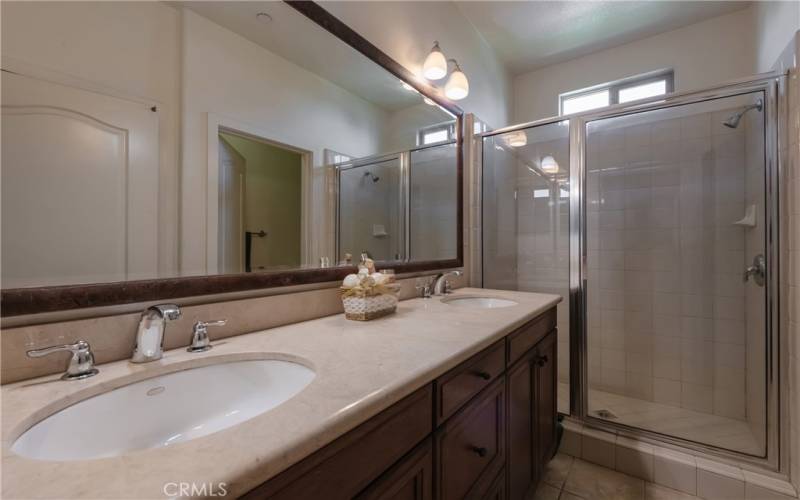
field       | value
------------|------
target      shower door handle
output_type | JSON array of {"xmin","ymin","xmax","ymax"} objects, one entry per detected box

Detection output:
[{"xmin": 743, "ymin": 254, "xmax": 765, "ymax": 286}]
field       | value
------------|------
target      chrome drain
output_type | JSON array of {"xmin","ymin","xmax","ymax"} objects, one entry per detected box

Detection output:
[{"xmin": 593, "ymin": 409, "xmax": 617, "ymax": 419}]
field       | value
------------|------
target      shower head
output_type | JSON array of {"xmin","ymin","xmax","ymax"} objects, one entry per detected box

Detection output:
[
  {"xmin": 722, "ymin": 98, "xmax": 763, "ymax": 129},
  {"xmin": 363, "ymin": 171, "xmax": 380, "ymax": 183}
]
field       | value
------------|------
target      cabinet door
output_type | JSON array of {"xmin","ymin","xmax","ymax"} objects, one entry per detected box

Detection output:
[
  {"xmin": 506, "ymin": 329, "xmax": 558, "ymax": 500},
  {"xmin": 436, "ymin": 378, "xmax": 506, "ymax": 500},
  {"xmin": 357, "ymin": 438, "xmax": 433, "ymax": 500},
  {"xmin": 506, "ymin": 348, "xmax": 536, "ymax": 500},
  {"xmin": 535, "ymin": 331, "xmax": 557, "ymax": 466},
  {"xmin": 482, "ymin": 469, "xmax": 506, "ymax": 500}
]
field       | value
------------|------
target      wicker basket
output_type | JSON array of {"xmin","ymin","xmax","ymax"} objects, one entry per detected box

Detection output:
[{"xmin": 341, "ymin": 285, "xmax": 399, "ymax": 321}]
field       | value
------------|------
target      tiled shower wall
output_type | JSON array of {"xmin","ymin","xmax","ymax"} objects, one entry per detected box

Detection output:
[{"xmin": 585, "ymin": 102, "xmax": 757, "ymax": 420}]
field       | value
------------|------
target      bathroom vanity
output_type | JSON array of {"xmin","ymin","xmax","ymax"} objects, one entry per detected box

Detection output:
[
  {"xmin": 1, "ymin": 289, "xmax": 560, "ymax": 499},
  {"xmin": 247, "ymin": 306, "xmax": 557, "ymax": 500}
]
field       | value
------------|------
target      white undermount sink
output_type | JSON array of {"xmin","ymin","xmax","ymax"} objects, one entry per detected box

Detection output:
[
  {"xmin": 12, "ymin": 359, "xmax": 315, "ymax": 461},
  {"xmin": 442, "ymin": 296, "xmax": 518, "ymax": 309}
]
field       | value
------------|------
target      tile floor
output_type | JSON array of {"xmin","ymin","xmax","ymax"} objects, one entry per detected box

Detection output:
[
  {"xmin": 534, "ymin": 453, "xmax": 704, "ymax": 500},
  {"xmin": 557, "ymin": 383, "xmax": 762, "ymax": 455}
]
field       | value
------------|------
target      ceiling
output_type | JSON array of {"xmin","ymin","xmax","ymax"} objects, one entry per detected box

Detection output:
[
  {"xmin": 454, "ymin": 1, "xmax": 751, "ymax": 75},
  {"xmin": 181, "ymin": 1, "xmax": 425, "ymax": 111}
]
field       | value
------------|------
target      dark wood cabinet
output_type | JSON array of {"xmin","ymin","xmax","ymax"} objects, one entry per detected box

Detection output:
[
  {"xmin": 244, "ymin": 386, "xmax": 433, "ymax": 500},
  {"xmin": 357, "ymin": 439, "xmax": 434, "ymax": 500},
  {"xmin": 435, "ymin": 378, "xmax": 505, "ymax": 500},
  {"xmin": 535, "ymin": 331, "xmax": 558, "ymax": 466},
  {"xmin": 482, "ymin": 470, "xmax": 507, "ymax": 500},
  {"xmin": 506, "ymin": 329, "xmax": 557, "ymax": 500},
  {"xmin": 247, "ymin": 307, "xmax": 558, "ymax": 500}
]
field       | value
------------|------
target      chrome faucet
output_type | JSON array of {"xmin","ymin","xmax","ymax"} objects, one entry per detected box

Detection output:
[
  {"xmin": 432, "ymin": 270, "xmax": 463, "ymax": 296},
  {"xmin": 187, "ymin": 319, "xmax": 227, "ymax": 353},
  {"xmin": 27, "ymin": 340, "xmax": 99, "ymax": 380},
  {"xmin": 131, "ymin": 304, "xmax": 181, "ymax": 363}
]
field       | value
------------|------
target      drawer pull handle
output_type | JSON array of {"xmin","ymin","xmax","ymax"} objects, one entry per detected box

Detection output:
[
  {"xmin": 535, "ymin": 355, "xmax": 548, "ymax": 367},
  {"xmin": 473, "ymin": 371, "xmax": 491, "ymax": 380},
  {"xmin": 471, "ymin": 446, "xmax": 488, "ymax": 458}
]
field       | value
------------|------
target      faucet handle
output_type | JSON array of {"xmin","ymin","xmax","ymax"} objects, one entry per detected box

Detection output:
[
  {"xmin": 27, "ymin": 340, "xmax": 99, "ymax": 380},
  {"xmin": 187, "ymin": 319, "xmax": 227, "ymax": 353}
]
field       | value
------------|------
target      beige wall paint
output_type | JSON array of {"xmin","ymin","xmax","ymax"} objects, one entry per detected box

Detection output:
[
  {"xmin": 219, "ymin": 133, "xmax": 303, "ymax": 269},
  {"xmin": 513, "ymin": 8, "xmax": 757, "ymax": 123},
  {"xmin": 1, "ymin": 1, "xmax": 182, "ymax": 277},
  {"xmin": 752, "ymin": 1, "xmax": 800, "ymax": 73}
]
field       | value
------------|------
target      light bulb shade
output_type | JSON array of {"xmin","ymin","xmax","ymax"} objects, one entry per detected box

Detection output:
[
  {"xmin": 445, "ymin": 68, "xmax": 469, "ymax": 100},
  {"xmin": 505, "ymin": 131, "xmax": 527, "ymax": 147},
  {"xmin": 541, "ymin": 155, "xmax": 559, "ymax": 173},
  {"xmin": 422, "ymin": 44, "xmax": 448, "ymax": 80}
]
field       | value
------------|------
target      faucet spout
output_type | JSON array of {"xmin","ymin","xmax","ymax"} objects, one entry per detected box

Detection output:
[
  {"xmin": 432, "ymin": 270, "xmax": 463, "ymax": 296},
  {"xmin": 131, "ymin": 304, "xmax": 181, "ymax": 363}
]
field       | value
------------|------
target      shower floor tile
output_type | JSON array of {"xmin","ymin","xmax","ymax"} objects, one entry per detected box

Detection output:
[{"xmin": 558, "ymin": 383, "xmax": 762, "ymax": 455}]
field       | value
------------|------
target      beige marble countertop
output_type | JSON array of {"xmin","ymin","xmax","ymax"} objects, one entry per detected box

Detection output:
[{"xmin": 1, "ymin": 288, "xmax": 561, "ymax": 499}]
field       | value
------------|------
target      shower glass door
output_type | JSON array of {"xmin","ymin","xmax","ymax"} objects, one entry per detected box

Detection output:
[
  {"xmin": 582, "ymin": 91, "xmax": 768, "ymax": 456},
  {"xmin": 482, "ymin": 120, "xmax": 571, "ymax": 414}
]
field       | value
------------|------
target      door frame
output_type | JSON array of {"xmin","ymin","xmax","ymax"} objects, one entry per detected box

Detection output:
[{"xmin": 206, "ymin": 114, "xmax": 313, "ymax": 273}]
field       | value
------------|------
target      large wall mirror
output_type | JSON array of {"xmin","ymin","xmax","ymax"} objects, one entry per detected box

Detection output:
[{"xmin": 0, "ymin": 1, "xmax": 462, "ymax": 315}]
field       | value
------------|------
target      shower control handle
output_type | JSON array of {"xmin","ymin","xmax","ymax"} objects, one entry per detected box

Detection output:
[{"xmin": 743, "ymin": 254, "xmax": 765, "ymax": 287}]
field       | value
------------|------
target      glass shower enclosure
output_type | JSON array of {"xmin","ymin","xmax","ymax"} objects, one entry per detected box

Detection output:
[{"xmin": 482, "ymin": 75, "xmax": 781, "ymax": 467}]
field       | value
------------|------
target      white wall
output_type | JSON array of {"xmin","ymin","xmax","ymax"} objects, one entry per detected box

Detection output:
[
  {"xmin": 180, "ymin": 9, "xmax": 388, "ymax": 275},
  {"xmin": 1, "ymin": 1, "xmax": 182, "ymax": 277},
  {"xmin": 752, "ymin": 1, "xmax": 800, "ymax": 72},
  {"xmin": 323, "ymin": 1, "xmax": 513, "ymax": 129},
  {"xmin": 513, "ymin": 8, "xmax": 757, "ymax": 123}
]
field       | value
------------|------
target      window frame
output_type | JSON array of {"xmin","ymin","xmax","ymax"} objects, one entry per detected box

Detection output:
[
  {"xmin": 417, "ymin": 121, "xmax": 457, "ymax": 146},
  {"xmin": 559, "ymin": 70, "xmax": 674, "ymax": 116}
]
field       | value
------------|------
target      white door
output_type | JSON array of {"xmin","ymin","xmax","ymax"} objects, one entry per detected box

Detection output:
[
  {"xmin": 218, "ymin": 136, "xmax": 245, "ymax": 274},
  {"xmin": 1, "ymin": 71, "xmax": 159, "ymax": 287}
]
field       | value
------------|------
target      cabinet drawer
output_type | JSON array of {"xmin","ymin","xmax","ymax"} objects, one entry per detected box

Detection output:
[
  {"xmin": 436, "ymin": 341, "xmax": 505, "ymax": 424},
  {"xmin": 247, "ymin": 385, "xmax": 433, "ymax": 500},
  {"xmin": 435, "ymin": 378, "xmax": 506, "ymax": 500},
  {"xmin": 507, "ymin": 308, "xmax": 556, "ymax": 366}
]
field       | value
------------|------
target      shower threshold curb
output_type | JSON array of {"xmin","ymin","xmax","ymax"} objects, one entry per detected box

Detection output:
[{"xmin": 559, "ymin": 418, "xmax": 798, "ymax": 499}]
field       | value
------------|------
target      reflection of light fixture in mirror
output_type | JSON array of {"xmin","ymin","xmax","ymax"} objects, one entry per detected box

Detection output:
[
  {"xmin": 541, "ymin": 155, "xmax": 559, "ymax": 173},
  {"xmin": 444, "ymin": 59, "xmax": 469, "ymax": 100},
  {"xmin": 505, "ymin": 131, "xmax": 527, "ymax": 147},
  {"xmin": 422, "ymin": 41, "xmax": 448, "ymax": 80},
  {"xmin": 401, "ymin": 82, "xmax": 419, "ymax": 93},
  {"xmin": 255, "ymin": 12, "xmax": 273, "ymax": 23}
]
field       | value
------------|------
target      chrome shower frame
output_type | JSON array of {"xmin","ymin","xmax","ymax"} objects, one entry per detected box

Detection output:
[{"xmin": 480, "ymin": 71, "xmax": 787, "ymax": 474}]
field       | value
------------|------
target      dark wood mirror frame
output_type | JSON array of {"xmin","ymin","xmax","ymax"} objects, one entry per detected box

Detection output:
[{"xmin": 1, "ymin": 1, "xmax": 464, "ymax": 317}]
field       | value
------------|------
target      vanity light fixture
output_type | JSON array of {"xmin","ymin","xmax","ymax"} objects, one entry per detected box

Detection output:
[
  {"xmin": 422, "ymin": 41, "xmax": 448, "ymax": 80},
  {"xmin": 541, "ymin": 155, "xmax": 559, "ymax": 173},
  {"xmin": 444, "ymin": 59, "xmax": 469, "ymax": 100}
]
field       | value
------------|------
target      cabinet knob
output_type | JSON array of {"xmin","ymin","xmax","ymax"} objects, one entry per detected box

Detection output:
[
  {"xmin": 471, "ymin": 446, "xmax": 488, "ymax": 458},
  {"xmin": 473, "ymin": 371, "xmax": 491, "ymax": 380},
  {"xmin": 535, "ymin": 355, "xmax": 548, "ymax": 367}
]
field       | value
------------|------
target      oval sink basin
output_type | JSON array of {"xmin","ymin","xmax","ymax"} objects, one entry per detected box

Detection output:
[
  {"xmin": 443, "ymin": 297, "xmax": 518, "ymax": 309},
  {"xmin": 12, "ymin": 359, "xmax": 315, "ymax": 461}
]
